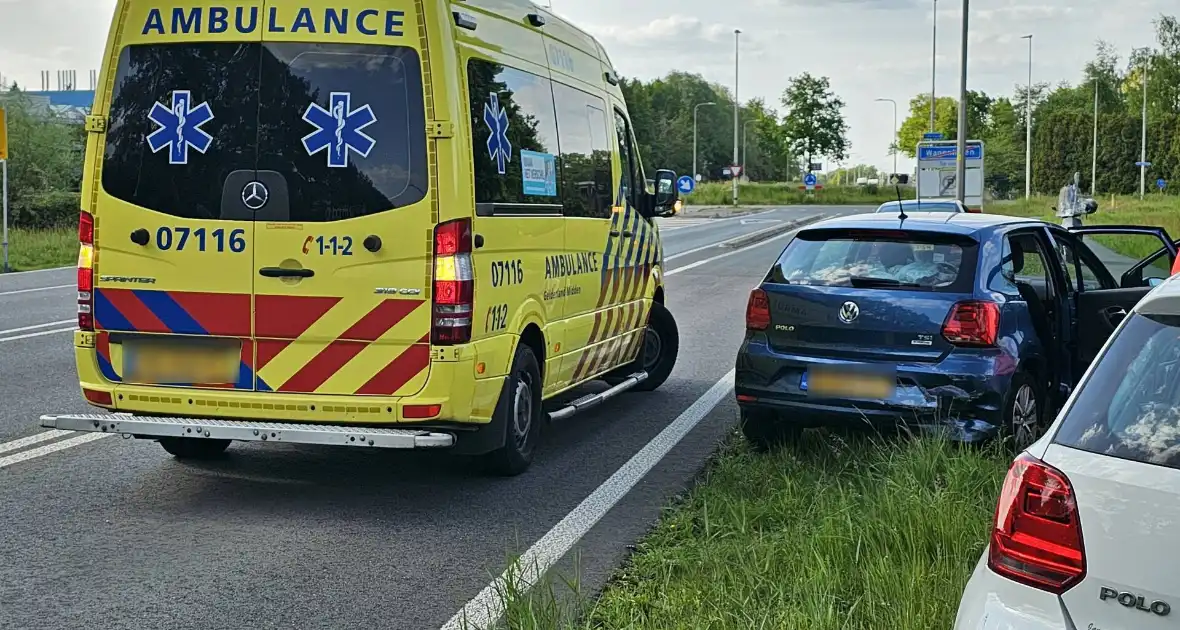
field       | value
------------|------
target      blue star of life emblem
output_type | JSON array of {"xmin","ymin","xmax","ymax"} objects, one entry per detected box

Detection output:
[
  {"xmin": 301, "ymin": 92, "xmax": 377, "ymax": 168},
  {"xmin": 146, "ymin": 90, "xmax": 215, "ymax": 165},
  {"xmin": 484, "ymin": 93, "xmax": 511, "ymax": 175}
]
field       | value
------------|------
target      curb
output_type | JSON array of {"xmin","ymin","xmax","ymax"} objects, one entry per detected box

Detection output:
[{"xmin": 720, "ymin": 214, "xmax": 826, "ymax": 249}]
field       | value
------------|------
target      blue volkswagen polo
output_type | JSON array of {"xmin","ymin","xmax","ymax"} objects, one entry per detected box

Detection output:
[{"xmin": 735, "ymin": 211, "xmax": 1178, "ymax": 450}]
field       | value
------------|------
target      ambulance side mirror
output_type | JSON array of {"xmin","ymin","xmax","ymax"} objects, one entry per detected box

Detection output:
[{"xmin": 651, "ymin": 169, "xmax": 678, "ymax": 218}]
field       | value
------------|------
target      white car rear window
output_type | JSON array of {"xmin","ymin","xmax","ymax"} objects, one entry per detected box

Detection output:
[{"xmin": 1056, "ymin": 313, "xmax": 1180, "ymax": 468}]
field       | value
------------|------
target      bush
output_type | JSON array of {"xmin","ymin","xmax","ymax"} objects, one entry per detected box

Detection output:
[{"xmin": 10, "ymin": 190, "xmax": 80, "ymax": 229}]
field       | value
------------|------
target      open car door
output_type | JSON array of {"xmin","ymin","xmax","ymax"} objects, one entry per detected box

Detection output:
[{"xmin": 1067, "ymin": 225, "xmax": 1177, "ymax": 368}]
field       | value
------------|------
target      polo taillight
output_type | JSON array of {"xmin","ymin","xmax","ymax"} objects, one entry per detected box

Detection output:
[
  {"xmin": 988, "ymin": 453, "xmax": 1086, "ymax": 594},
  {"xmin": 941, "ymin": 300, "xmax": 999, "ymax": 346},
  {"xmin": 77, "ymin": 211, "xmax": 95, "ymax": 331},
  {"xmin": 745, "ymin": 288, "xmax": 771, "ymax": 330},
  {"xmin": 431, "ymin": 219, "xmax": 474, "ymax": 345}
]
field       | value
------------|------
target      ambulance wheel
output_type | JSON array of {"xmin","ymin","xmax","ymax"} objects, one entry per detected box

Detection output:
[
  {"xmin": 158, "ymin": 437, "xmax": 231, "ymax": 460},
  {"xmin": 629, "ymin": 302, "xmax": 679, "ymax": 392},
  {"xmin": 482, "ymin": 343, "xmax": 543, "ymax": 477}
]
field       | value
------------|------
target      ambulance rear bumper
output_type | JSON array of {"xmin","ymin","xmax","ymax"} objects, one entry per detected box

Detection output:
[{"xmin": 39, "ymin": 413, "xmax": 455, "ymax": 449}]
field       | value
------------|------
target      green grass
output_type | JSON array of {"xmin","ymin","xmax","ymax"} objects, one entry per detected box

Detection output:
[
  {"xmin": 684, "ymin": 182, "xmax": 905, "ymax": 206},
  {"xmin": 3, "ymin": 226, "xmax": 75, "ymax": 272},
  {"xmin": 493, "ymin": 433, "xmax": 1009, "ymax": 630},
  {"xmin": 989, "ymin": 194, "xmax": 1180, "ymax": 261}
]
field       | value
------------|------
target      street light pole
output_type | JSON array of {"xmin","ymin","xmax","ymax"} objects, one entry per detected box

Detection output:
[
  {"xmin": 693, "ymin": 102, "xmax": 715, "ymax": 183},
  {"xmin": 954, "ymin": 0, "xmax": 968, "ymax": 203},
  {"xmin": 1091, "ymin": 78, "xmax": 1099, "ymax": 196},
  {"xmin": 1021, "ymin": 34, "xmax": 1032, "ymax": 199},
  {"xmin": 1140, "ymin": 59, "xmax": 1148, "ymax": 200},
  {"xmin": 930, "ymin": 0, "xmax": 938, "ymax": 132},
  {"xmin": 876, "ymin": 98, "xmax": 898, "ymax": 178},
  {"xmin": 733, "ymin": 29, "xmax": 741, "ymax": 205}
]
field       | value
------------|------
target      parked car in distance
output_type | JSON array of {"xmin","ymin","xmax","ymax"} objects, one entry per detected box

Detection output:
[
  {"xmin": 735, "ymin": 212, "xmax": 1178, "ymax": 451},
  {"xmin": 875, "ymin": 199, "xmax": 968, "ymax": 214},
  {"xmin": 954, "ymin": 274, "xmax": 1180, "ymax": 630}
]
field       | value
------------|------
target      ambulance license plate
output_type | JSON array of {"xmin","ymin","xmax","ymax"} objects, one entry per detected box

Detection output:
[
  {"xmin": 122, "ymin": 337, "xmax": 240, "ymax": 385},
  {"xmin": 802, "ymin": 364, "xmax": 895, "ymax": 400}
]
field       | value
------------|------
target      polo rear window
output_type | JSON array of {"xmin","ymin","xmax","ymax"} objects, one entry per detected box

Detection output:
[
  {"xmin": 768, "ymin": 228, "xmax": 978, "ymax": 292},
  {"xmin": 1054, "ymin": 313, "xmax": 1180, "ymax": 470},
  {"xmin": 102, "ymin": 42, "xmax": 428, "ymax": 222}
]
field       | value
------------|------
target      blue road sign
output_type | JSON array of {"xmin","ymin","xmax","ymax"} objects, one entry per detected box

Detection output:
[
  {"xmin": 803, "ymin": 173, "xmax": 818, "ymax": 187},
  {"xmin": 676, "ymin": 175, "xmax": 695, "ymax": 194},
  {"xmin": 1136, "ymin": 161, "xmax": 1152, "ymax": 167},
  {"xmin": 1159, "ymin": 178, "xmax": 1167, "ymax": 191},
  {"xmin": 923, "ymin": 132, "xmax": 944, "ymax": 140}
]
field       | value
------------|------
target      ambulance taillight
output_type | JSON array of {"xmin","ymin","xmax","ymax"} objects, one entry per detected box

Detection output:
[
  {"xmin": 431, "ymin": 219, "xmax": 474, "ymax": 345},
  {"xmin": 77, "ymin": 211, "xmax": 95, "ymax": 332}
]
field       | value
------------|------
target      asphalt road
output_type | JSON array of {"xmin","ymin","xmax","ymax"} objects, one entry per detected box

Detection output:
[{"xmin": 0, "ymin": 206, "xmax": 871, "ymax": 630}]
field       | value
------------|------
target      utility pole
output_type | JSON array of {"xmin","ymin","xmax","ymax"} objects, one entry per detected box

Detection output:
[
  {"xmin": 733, "ymin": 29, "xmax": 741, "ymax": 205},
  {"xmin": 1091, "ymin": 78, "xmax": 1099, "ymax": 196},
  {"xmin": 930, "ymin": 0, "xmax": 938, "ymax": 132},
  {"xmin": 1140, "ymin": 59, "xmax": 1148, "ymax": 200},
  {"xmin": 693, "ymin": 102, "xmax": 715, "ymax": 183},
  {"xmin": 876, "ymin": 98, "xmax": 898, "ymax": 179},
  {"xmin": 954, "ymin": 0, "xmax": 968, "ymax": 203},
  {"xmin": 1021, "ymin": 34, "xmax": 1032, "ymax": 199}
]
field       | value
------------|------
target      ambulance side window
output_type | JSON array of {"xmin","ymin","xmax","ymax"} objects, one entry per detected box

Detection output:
[
  {"xmin": 613, "ymin": 110, "xmax": 641, "ymax": 209},
  {"xmin": 467, "ymin": 59, "xmax": 560, "ymax": 208},
  {"xmin": 551, "ymin": 81, "xmax": 612, "ymax": 219}
]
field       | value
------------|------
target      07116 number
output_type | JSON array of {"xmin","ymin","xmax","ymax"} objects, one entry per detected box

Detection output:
[
  {"xmin": 156, "ymin": 227, "xmax": 246, "ymax": 253},
  {"xmin": 490, "ymin": 260, "xmax": 523, "ymax": 287}
]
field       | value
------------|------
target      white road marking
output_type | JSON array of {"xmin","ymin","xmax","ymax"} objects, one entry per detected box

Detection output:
[
  {"xmin": 0, "ymin": 319, "xmax": 76, "ymax": 335},
  {"xmin": 441, "ymin": 369, "xmax": 736, "ymax": 630},
  {"xmin": 0, "ymin": 265, "xmax": 72, "ymax": 277},
  {"xmin": 0, "ymin": 327, "xmax": 75, "ymax": 343},
  {"xmin": 0, "ymin": 283, "xmax": 73, "ymax": 297},
  {"xmin": 0, "ymin": 432, "xmax": 114, "ymax": 469},
  {"xmin": 666, "ymin": 224, "xmax": 799, "ymax": 276},
  {"xmin": 0, "ymin": 430, "xmax": 75, "ymax": 455}
]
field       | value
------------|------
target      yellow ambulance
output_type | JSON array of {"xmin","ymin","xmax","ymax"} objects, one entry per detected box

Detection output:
[{"xmin": 42, "ymin": 0, "xmax": 682, "ymax": 476}]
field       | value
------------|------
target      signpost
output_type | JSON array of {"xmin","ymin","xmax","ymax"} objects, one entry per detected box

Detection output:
[
  {"xmin": 803, "ymin": 172, "xmax": 818, "ymax": 191},
  {"xmin": 1, "ymin": 106, "xmax": 8, "ymax": 272},
  {"xmin": 916, "ymin": 139, "xmax": 985, "ymax": 210},
  {"xmin": 676, "ymin": 175, "xmax": 695, "ymax": 195},
  {"xmin": 923, "ymin": 132, "xmax": 944, "ymax": 140},
  {"xmin": 730, "ymin": 165, "xmax": 743, "ymax": 179}
]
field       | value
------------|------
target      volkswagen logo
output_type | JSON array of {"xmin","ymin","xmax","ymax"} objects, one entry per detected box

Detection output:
[
  {"xmin": 838, "ymin": 301, "xmax": 860, "ymax": 323},
  {"xmin": 241, "ymin": 181, "xmax": 269, "ymax": 210}
]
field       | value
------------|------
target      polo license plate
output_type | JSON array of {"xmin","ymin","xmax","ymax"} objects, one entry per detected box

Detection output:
[
  {"xmin": 802, "ymin": 364, "xmax": 896, "ymax": 400},
  {"xmin": 122, "ymin": 337, "xmax": 240, "ymax": 386}
]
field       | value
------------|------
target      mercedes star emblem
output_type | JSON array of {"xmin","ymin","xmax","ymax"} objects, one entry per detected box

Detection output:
[
  {"xmin": 241, "ymin": 181, "xmax": 269, "ymax": 210},
  {"xmin": 838, "ymin": 300, "xmax": 860, "ymax": 324}
]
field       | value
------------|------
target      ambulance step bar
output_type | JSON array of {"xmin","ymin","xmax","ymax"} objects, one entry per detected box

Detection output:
[
  {"xmin": 547, "ymin": 370, "xmax": 647, "ymax": 422},
  {"xmin": 39, "ymin": 414, "xmax": 454, "ymax": 449}
]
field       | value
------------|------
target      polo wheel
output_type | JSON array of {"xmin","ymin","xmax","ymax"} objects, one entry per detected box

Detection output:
[
  {"xmin": 1002, "ymin": 371, "xmax": 1044, "ymax": 451},
  {"xmin": 482, "ymin": 343, "xmax": 543, "ymax": 477}
]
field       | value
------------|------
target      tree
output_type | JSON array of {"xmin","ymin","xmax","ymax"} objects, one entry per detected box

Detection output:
[
  {"xmin": 896, "ymin": 91, "xmax": 993, "ymax": 158},
  {"xmin": 0, "ymin": 87, "xmax": 85, "ymax": 227},
  {"xmin": 779, "ymin": 73, "xmax": 849, "ymax": 171}
]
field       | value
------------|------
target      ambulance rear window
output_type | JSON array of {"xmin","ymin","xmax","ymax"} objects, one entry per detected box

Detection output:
[{"xmin": 102, "ymin": 42, "xmax": 428, "ymax": 222}]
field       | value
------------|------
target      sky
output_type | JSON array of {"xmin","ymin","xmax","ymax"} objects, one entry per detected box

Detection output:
[{"xmin": 0, "ymin": 0, "xmax": 1172, "ymax": 174}]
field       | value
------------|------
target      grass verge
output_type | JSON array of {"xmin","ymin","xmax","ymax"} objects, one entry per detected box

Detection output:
[
  {"xmin": 3, "ymin": 226, "xmax": 75, "ymax": 272},
  {"xmin": 495, "ymin": 432, "xmax": 1008, "ymax": 630},
  {"xmin": 990, "ymin": 194, "xmax": 1180, "ymax": 261},
  {"xmin": 684, "ymin": 182, "xmax": 903, "ymax": 206}
]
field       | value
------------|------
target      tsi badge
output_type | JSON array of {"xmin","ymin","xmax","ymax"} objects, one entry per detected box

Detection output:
[
  {"xmin": 1100, "ymin": 587, "xmax": 1170, "ymax": 616},
  {"xmin": 375, "ymin": 287, "xmax": 421, "ymax": 296}
]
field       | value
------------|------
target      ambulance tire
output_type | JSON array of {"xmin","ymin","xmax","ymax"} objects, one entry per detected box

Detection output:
[
  {"xmin": 625, "ymin": 301, "xmax": 679, "ymax": 392},
  {"xmin": 481, "ymin": 343, "xmax": 544, "ymax": 477},
  {"xmin": 158, "ymin": 437, "xmax": 231, "ymax": 460}
]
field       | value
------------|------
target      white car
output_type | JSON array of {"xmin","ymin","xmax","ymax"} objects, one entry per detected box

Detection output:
[
  {"xmin": 953, "ymin": 274, "xmax": 1180, "ymax": 629},
  {"xmin": 874, "ymin": 199, "xmax": 968, "ymax": 214}
]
